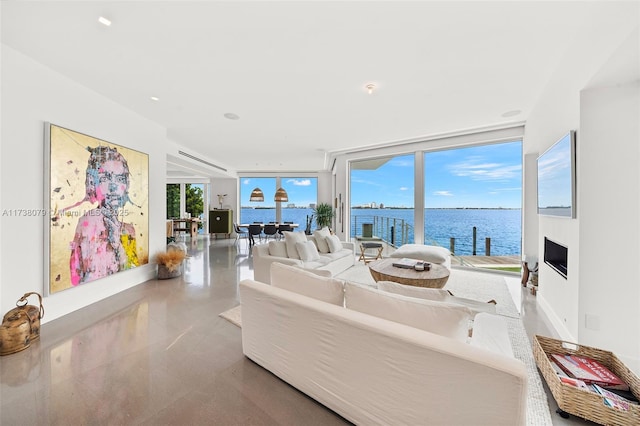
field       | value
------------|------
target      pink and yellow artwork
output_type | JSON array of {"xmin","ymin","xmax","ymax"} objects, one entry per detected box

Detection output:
[{"xmin": 46, "ymin": 124, "xmax": 149, "ymax": 295}]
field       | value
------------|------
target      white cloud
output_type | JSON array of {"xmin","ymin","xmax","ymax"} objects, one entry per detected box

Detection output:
[
  {"xmin": 399, "ymin": 186, "xmax": 410, "ymax": 191},
  {"xmin": 434, "ymin": 190, "xmax": 453, "ymax": 196},
  {"xmin": 286, "ymin": 178, "xmax": 311, "ymax": 186},
  {"xmin": 448, "ymin": 156, "xmax": 521, "ymax": 182},
  {"xmin": 242, "ymin": 179, "xmax": 250, "ymax": 185}
]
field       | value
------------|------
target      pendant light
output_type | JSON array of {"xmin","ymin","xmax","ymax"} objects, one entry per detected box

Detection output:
[
  {"xmin": 249, "ymin": 187, "xmax": 264, "ymax": 202},
  {"xmin": 274, "ymin": 187, "xmax": 289, "ymax": 202}
]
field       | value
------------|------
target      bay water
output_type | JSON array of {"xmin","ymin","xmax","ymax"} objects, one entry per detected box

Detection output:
[{"xmin": 240, "ymin": 208, "xmax": 521, "ymax": 256}]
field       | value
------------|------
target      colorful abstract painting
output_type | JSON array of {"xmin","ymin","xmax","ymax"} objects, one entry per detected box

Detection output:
[{"xmin": 45, "ymin": 123, "xmax": 149, "ymax": 295}]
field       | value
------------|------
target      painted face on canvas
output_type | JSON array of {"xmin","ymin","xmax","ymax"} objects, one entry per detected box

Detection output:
[{"xmin": 95, "ymin": 160, "xmax": 129, "ymax": 209}]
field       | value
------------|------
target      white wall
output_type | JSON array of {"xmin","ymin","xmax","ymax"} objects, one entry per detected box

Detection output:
[
  {"xmin": 0, "ymin": 46, "xmax": 169, "ymax": 323},
  {"xmin": 523, "ymin": 4, "xmax": 639, "ymax": 372},
  {"xmin": 578, "ymin": 82, "xmax": 639, "ymax": 369}
]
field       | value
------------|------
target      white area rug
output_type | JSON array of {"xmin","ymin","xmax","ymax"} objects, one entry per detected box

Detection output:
[
  {"xmin": 219, "ymin": 305, "xmax": 241, "ymax": 327},
  {"xmin": 220, "ymin": 265, "xmax": 552, "ymax": 426}
]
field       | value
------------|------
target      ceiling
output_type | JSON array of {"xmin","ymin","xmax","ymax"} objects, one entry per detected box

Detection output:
[{"xmin": 0, "ymin": 1, "xmax": 623, "ymax": 175}]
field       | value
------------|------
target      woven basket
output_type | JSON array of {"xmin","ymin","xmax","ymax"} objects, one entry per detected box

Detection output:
[{"xmin": 533, "ymin": 335, "xmax": 640, "ymax": 426}]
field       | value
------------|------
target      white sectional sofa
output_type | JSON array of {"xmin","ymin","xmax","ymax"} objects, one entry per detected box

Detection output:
[
  {"xmin": 252, "ymin": 229, "xmax": 355, "ymax": 284},
  {"xmin": 239, "ymin": 263, "xmax": 528, "ymax": 425}
]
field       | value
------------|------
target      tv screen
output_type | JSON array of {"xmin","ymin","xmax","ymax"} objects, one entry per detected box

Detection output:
[{"xmin": 537, "ymin": 131, "xmax": 576, "ymax": 218}]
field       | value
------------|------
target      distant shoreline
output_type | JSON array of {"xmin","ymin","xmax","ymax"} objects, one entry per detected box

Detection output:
[{"xmin": 241, "ymin": 206, "xmax": 521, "ymax": 210}]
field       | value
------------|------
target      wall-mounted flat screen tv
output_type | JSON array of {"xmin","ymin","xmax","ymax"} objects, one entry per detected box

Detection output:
[{"xmin": 537, "ymin": 131, "xmax": 576, "ymax": 218}]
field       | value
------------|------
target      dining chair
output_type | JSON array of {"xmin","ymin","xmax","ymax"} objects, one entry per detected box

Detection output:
[
  {"xmin": 248, "ymin": 224, "xmax": 263, "ymax": 245},
  {"xmin": 234, "ymin": 223, "xmax": 249, "ymax": 245},
  {"xmin": 277, "ymin": 223, "xmax": 293, "ymax": 240},
  {"xmin": 263, "ymin": 224, "xmax": 278, "ymax": 242}
]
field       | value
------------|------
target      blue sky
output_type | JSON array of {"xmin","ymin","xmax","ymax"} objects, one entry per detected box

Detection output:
[{"xmin": 351, "ymin": 141, "xmax": 523, "ymax": 208}]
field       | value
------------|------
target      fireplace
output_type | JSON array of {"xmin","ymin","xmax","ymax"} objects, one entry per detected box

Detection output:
[{"xmin": 544, "ymin": 237, "xmax": 568, "ymax": 279}]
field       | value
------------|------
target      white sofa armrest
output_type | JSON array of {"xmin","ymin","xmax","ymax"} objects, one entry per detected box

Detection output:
[{"xmin": 340, "ymin": 241, "xmax": 355, "ymax": 253}]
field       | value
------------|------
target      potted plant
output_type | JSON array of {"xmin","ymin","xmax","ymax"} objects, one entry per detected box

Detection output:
[
  {"xmin": 314, "ymin": 203, "xmax": 334, "ymax": 230},
  {"xmin": 154, "ymin": 246, "xmax": 187, "ymax": 279}
]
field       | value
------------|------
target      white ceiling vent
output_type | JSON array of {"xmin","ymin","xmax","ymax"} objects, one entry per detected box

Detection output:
[{"xmin": 178, "ymin": 150, "xmax": 227, "ymax": 172}]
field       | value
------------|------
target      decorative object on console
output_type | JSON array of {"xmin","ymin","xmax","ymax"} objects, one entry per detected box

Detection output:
[{"xmin": 217, "ymin": 193, "xmax": 227, "ymax": 209}]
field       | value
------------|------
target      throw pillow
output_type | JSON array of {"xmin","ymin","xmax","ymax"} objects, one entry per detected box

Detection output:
[
  {"xmin": 283, "ymin": 231, "xmax": 308, "ymax": 260},
  {"xmin": 326, "ymin": 234, "xmax": 343, "ymax": 253},
  {"xmin": 313, "ymin": 227, "xmax": 331, "ymax": 253},
  {"xmin": 389, "ymin": 244, "xmax": 450, "ymax": 264},
  {"xmin": 344, "ymin": 282, "xmax": 473, "ymax": 341},
  {"xmin": 296, "ymin": 240, "xmax": 321, "ymax": 262},
  {"xmin": 268, "ymin": 241, "xmax": 288, "ymax": 258},
  {"xmin": 270, "ymin": 263, "xmax": 344, "ymax": 306}
]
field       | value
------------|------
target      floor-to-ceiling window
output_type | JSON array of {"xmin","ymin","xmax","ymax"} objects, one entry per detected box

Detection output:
[
  {"xmin": 240, "ymin": 176, "xmax": 318, "ymax": 229},
  {"xmin": 424, "ymin": 141, "xmax": 522, "ymax": 258},
  {"xmin": 280, "ymin": 177, "xmax": 318, "ymax": 230},
  {"xmin": 350, "ymin": 154, "xmax": 415, "ymax": 244}
]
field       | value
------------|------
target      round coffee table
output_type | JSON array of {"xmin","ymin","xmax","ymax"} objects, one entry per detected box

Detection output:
[{"xmin": 368, "ymin": 258, "xmax": 450, "ymax": 288}]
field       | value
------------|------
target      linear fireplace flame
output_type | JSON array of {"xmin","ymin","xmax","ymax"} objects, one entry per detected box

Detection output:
[{"xmin": 544, "ymin": 237, "xmax": 568, "ymax": 279}]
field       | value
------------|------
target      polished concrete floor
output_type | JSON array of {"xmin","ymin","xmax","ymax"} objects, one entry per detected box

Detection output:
[{"xmin": 0, "ymin": 236, "xmax": 595, "ymax": 425}]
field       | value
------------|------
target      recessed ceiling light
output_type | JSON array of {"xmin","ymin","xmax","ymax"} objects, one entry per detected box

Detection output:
[
  {"xmin": 98, "ymin": 16, "xmax": 112, "ymax": 26},
  {"xmin": 150, "ymin": 96, "xmax": 160, "ymax": 101},
  {"xmin": 365, "ymin": 83, "xmax": 376, "ymax": 94},
  {"xmin": 224, "ymin": 113, "xmax": 240, "ymax": 120},
  {"xmin": 501, "ymin": 109, "xmax": 521, "ymax": 118}
]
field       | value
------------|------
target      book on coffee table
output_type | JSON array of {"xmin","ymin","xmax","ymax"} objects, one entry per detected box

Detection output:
[{"xmin": 392, "ymin": 258, "xmax": 418, "ymax": 269}]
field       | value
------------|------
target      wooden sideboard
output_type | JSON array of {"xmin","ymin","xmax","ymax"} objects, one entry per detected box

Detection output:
[{"xmin": 209, "ymin": 210, "xmax": 233, "ymax": 238}]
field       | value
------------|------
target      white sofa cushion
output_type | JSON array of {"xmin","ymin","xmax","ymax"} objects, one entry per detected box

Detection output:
[
  {"xmin": 326, "ymin": 234, "xmax": 343, "ymax": 253},
  {"xmin": 313, "ymin": 227, "xmax": 331, "ymax": 253},
  {"xmin": 389, "ymin": 244, "xmax": 450, "ymax": 264},
  {"xmin": 268, "ymin": 241, "xmax": 288, "ymax": 258},
  {"xmin": 344, "ymin": 282, "xmax": 473, "ymax": 341},
  {"xmin": 377, "ymin": 280, "xmax": 497, "ymax": 315},
  {"xmin": 270, "ymin": 262, "xmax": 345, "ymax": 306},
  {"xmin": 283, "ymin": 231, "xmax": 308, "ymax": 260},
  {"xmin": 378, "ymin": 281, "xmax": 448, "ymax": 301},
  {"xmin": 296, "ymin": 240, "xmax": 321, "ymax": 262},
  {"xmin": 469, "ymin": 313, "xmax": 514, "ymax": 357}
]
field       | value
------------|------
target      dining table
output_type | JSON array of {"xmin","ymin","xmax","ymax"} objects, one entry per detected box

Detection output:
[{"xmin": 238, "ymin": 223, "xmax": 300, "ymax": 245}]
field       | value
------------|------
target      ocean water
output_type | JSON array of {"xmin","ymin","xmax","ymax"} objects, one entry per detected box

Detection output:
[{"xmin": 240, "ymin": 208, "xmax": 521, "ymax": 256}]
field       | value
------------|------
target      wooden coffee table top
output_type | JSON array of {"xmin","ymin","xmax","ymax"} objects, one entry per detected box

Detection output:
[{"xmin": 368, "ymin": 258, "xmax": 450, "ymax": 288}]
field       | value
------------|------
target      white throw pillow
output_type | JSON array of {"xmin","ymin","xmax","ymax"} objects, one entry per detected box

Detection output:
[
  {"xmin": 283, "ymin": 231, "xmax": 308, "ymax": 260},
  {"xmin": 377, "ymin": 280, "xmax": 449, "ymax": 302},
  {"xmin": 326, "ymin": 234, "xmax": 343, "ymax": 253},
  {"xmin": 268, "ymin": 241, "xmax": 288, "ymax": 258},
  {"xmin": 313, "ymin": 227, "xmax": 331, "ymax": 253},
  {"xmin": 389, "ymin": 244, "xmax": 450, "ymax": 264},
  {"xmin": 296, "ymin": 240, "xmax": 321, "ymax": 262},
  {"xmin": 344, "ymin": 282, "xmax": 473, "ymax": 341},
  {"xmin": 270, "ymin": 263, "xmax": 344, "ymax": 306}
]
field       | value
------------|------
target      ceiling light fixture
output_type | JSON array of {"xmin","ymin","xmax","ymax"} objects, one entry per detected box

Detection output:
[
  {"xmin": 150, "ymin": 96, "xmax": 159, "ymax": 101},
  {"xmin": 274, "ymin": 187, "xmax": 289, "ymax": 203},
  {"xmin": 249, "ymin": 187, "xmax": 264, "ymax": 202},
  {"xmin": 224, "ymin": 113, "xmax": 240, "ymax": 120},
  {"xmin": 98, "ymin": 16, "xmax": 112, "ymax": 26},
  {"xmin": 365, "ymin": 83, "xmax": 376, "ymax": 94}
]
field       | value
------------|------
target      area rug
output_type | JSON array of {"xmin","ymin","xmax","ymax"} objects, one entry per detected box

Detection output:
[
  {"xmin": 220, "ymin": 265, "xmax": 552, "ymax": 425},
  {"xmin": 218, "ymin": 305, "xmax": 241, "ymax": 327}
]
